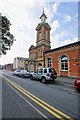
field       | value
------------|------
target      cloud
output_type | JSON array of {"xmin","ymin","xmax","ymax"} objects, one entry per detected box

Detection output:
[
  {"xmin": 0, "ymin": 31, "xmax": 35, "ymax": 64},
  {"xmin": 0, "ymin": 1, "xmax": 78, "ymax": 65},
  {"xmin": 61, "ymin": 37, "xmax": 78, "ymax": 46},
  {"xmin": 43, "ymin": 4, "xmax": 53, "ymax": 23},
  {"xmin": 64, "ymin": 15, "xmax": 72, "ymax": 22},
  {"xmin": 55, "ymin": 12, "xmax": 72, "ymax": 23},
  {"xmin": 51, "ymin": 20, "xmax": 60, "ymax": 34},
  {"xmin": 0, "ymin": 0, "xmax": 41, "ymax": 64},
  {"xmin": 60, "ymin": 31, "xmax": 68, "ymax": 36},
  {"xmin": 51, "ymin": 31, "xmax": 76, "ymax": 49},
  {"xmin": 51, "ymin": 34, "xmax": 60, "ymax": 49},
  {"xmin": 52, "ymin": 2, "xmax": 59, "ymax": 13},
  {"xmin": 44, "ymin": 2, "xmax": 59, "ymax": 23}
]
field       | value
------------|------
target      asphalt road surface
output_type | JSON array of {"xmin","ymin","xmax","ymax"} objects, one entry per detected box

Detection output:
[{"xmin": 0, "ymin": 70, "xmax": 80, "ymax": 120}]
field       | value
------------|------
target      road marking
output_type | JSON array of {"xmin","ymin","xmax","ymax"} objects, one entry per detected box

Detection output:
[
  {"xmin": 2, "ymin": 75, "xmax": 74, "ymax": 120},
  {"xmin": 4, "ymin": 80, "xmax": 49, "ymax": 119},
  {"xmin": 2, "ymin": 77, "xmax": 63, "ymax": 119}
]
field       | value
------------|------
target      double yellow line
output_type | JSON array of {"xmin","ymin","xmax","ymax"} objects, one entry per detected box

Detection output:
[{"xmin": 2, "ymin": 75, "xmax": 73, "ymax": 120}]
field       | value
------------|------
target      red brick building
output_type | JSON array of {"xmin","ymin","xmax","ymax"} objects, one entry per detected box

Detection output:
[
  {"xmin": 28, "ymin": 10, "xmax": 80, "ymax": 77},
  {"xmin": 44, "ymin": 42, "xmax": 80, "ymax": 77},
  {"xmin": 29, "ymin": 9, "xmax": 51, "ymax": 71}
]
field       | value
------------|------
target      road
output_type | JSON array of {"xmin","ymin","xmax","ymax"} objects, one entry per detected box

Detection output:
[{"xmin": 0, "ymin": 70, "xmax": 80, "ymax": 119}]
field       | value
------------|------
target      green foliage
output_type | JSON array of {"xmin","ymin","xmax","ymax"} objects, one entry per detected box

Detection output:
[{"xmin": 1, "ymin": 15, "xmax": 15, "ymax": 55}]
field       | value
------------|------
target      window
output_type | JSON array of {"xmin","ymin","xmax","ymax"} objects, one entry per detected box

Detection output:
[
  {"xmin": 39, "ymin": 32, "xmax": 41, "ymax": 39},
  {"xmin": 44, "ymin": 69, "xmax": 47, "ymax": 73},
  {"xmin": 38, "ymin": 63, "xmax": 42, "ymax": 66},
  {"xmin": 38, "ymin": 63, "xmax": 42, "ymax": 69},
  {"xmin": 38, "ymin": 69, "xmax": 43, "ymax": 73},
  {"xmin": 48, "ymin": 58, "xmax": 51, "ymax": 67},
  {"xmin": 46, "ymin": 31, "xmax": 48, "ymax": 38},
  {"xmin": 61, "ymin": 56, "xmax": 68, "ymax": 70}
]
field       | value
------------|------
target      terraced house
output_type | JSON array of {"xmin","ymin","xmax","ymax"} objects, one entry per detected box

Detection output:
[
  {"xmin": 13, "ymin": 57, "xmax": 28, "ymax": 70},
  {"xmin": 28, "ymin": 10, "xmax": 80, "ymax": 77}
]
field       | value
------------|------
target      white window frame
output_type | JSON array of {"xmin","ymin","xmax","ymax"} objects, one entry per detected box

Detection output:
[
  {"xmin": 61, "ymin": 56, "xmax": 68, "ymax": 71},
  {"xmin": 48, "ymin": 58, "xmax": 52, "ymax": 67}
]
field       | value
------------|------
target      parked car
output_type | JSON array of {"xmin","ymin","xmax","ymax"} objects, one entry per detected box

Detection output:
[
  {"xmin": 18, "ymin": 70, "xmax": 30, "ymax": 78},
  {"xmin": 74, "ymin": 78, "xmax": 80, "ymax": 91},
  {"xmin": 12, "ymin": 70, "xmax": 21, "ymax": 76},
  {"xmin": 30, "ymin": 67, "xmax": 57, "ymax": 84}
]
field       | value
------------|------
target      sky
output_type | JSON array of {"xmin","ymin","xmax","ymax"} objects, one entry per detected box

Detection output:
[{"xmin": 0, "ymin": 0, "xmax": 79, "ymax": 65}]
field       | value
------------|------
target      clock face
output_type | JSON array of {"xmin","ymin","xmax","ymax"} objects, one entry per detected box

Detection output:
[{"xmin": 42, "ymin": 17, "xmax": 44, "ymax": 21}]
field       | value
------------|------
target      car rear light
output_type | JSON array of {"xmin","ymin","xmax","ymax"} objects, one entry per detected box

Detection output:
[
  {"xmin": 74, "ymin": 80, "xmax": 77, "ymax": 85},
  {"xmin": 75, "ymin": 80, "xmax": 77, "ymax": 83},
  {"xmin": 76, "ymin": 80, "xmax": 80, "ymax": 83}
]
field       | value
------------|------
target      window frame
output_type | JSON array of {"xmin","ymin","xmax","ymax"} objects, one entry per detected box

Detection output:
[
  {"xmin": 44, "ymin": 69, "xmax": 47, "ymax": 73},
  {"xmin": 48, "ymin": 58, "xmax": 52, "ymax": 67},
  {"xmin": 60, "ymin": 55, "xmax": 68, "ymax": 71}
]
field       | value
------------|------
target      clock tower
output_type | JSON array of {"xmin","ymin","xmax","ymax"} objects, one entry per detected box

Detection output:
[
  {"xmin": 35, "ymin": 9, "xmax": 51, "ymax": 69},
  {"xmin": 36, "ymin": 9, "xmax": 51, "ymax": 49}
]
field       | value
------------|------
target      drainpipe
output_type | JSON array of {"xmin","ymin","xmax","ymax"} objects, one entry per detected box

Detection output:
[{"xmin": 43, "ymin": 52, "xmax": 45, "ymax": 67}]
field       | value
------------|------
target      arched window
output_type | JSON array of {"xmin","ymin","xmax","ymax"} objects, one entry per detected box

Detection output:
[
  {"xmin": 61, "ymin": 55, "xmax": 68, "ymax": 70},
  {"xmin": 38, "ymin": 63, "xmax": 42, "ymax": 69},
  {"xmin": 48, "ymin": 58, "xmax": 51, "ymax": 67},
  {"xmin": 38, "ymin": 63, "xmax": 42, "ymax": 66},
  {"xmin": 39, "ymin": 32, "xmax": 41, "ymax": 39}
]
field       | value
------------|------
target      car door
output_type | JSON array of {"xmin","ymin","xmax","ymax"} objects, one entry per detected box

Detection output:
[
  {"xmin": 33, "ymin": 69, "xmax": 42, "ymax": 79},
  {"xmin": 33, "ymin": 70, "xmax": 38, "ymax": 79},
  {"xmin": 37, "ymin": 69, "xmax": 43, "ymax": 79}
]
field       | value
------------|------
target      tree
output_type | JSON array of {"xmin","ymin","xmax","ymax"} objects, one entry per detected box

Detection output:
[{"xmin": 0, "ymin": 14, "xmax": 15, "ymax": 55}]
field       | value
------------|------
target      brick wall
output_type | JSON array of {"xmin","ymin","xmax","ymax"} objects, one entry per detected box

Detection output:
[{"xmin": 44, "ymin": 44, "xmax": 80, "ymax": 77}]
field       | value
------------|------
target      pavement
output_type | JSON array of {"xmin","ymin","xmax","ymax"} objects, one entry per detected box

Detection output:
[
  {"xmin": 1, "ymin": 69, "xmax": 76, "ymax": 86},
  {"xmin": 56, "ymin": 76, "xmax": 76, "ymax": 85}
]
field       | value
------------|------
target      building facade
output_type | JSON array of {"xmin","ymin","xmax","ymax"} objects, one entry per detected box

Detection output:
[
  {"xmin": 0, "ymin": 13, "xmax": 2, "ymax": 56},
  {"xmin": 13, "ymin": 57, "xmax": 28, "ymax": 70},
  {"xmin": 5, "ymin": 63, "xmax": 13, "ymax": 71},
  {"xmin": 29, "ymin": 9, "xmax": 51, "ymax": 72},
  {"xmin": 28, "ymin": 10, "xmax": 80, "ymax": 77},
  {"xmin": 44, "ymin": 42, "xmax": 80, "ymax": 77}
]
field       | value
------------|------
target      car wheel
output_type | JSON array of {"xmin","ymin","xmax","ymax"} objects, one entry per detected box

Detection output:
[
  {"xmin": 30, "ymin": 75, "xmax": 34, "ymax": 80},
  {"xmin": 42, "ymin": 77, "xmax": 46, "ymax": 84},
  {"xmin": 22, "ymin": 75, "xmax": 24, "ymax": 78}
]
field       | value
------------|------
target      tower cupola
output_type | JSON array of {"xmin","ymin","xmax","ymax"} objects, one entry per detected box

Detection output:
[{"xmin": 40, "ymin": 8, "xmax": 47, "ymax": 23}]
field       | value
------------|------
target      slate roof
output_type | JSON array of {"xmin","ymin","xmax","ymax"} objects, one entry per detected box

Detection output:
[
  {"xmin": 16, "ymin": 57, "xmax": 29, "ymax": 61},
  {"xmin": 28, "ymin": 45, "xmax": 35, "ymax": 51},
  {"xmin": 44, "ymin": 41, "xmax": 80, "ymax": 54}
]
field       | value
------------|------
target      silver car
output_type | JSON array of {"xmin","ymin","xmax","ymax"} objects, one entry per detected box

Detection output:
[
  {"xmin": 18, "ymin": 70, "xmax": 30, "ymax": 78},
  {"xmin": 12, "ymin": 70, "xmax": 20, "ymax": 76},
  {"xmin": 30, "ymin": 67, "xmax": 57, "ymax": 84}
]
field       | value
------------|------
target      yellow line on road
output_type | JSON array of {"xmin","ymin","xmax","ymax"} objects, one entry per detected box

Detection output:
[{"xmin": 2, "ymin": 75, "xmax": 74, "ymax": 120}]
